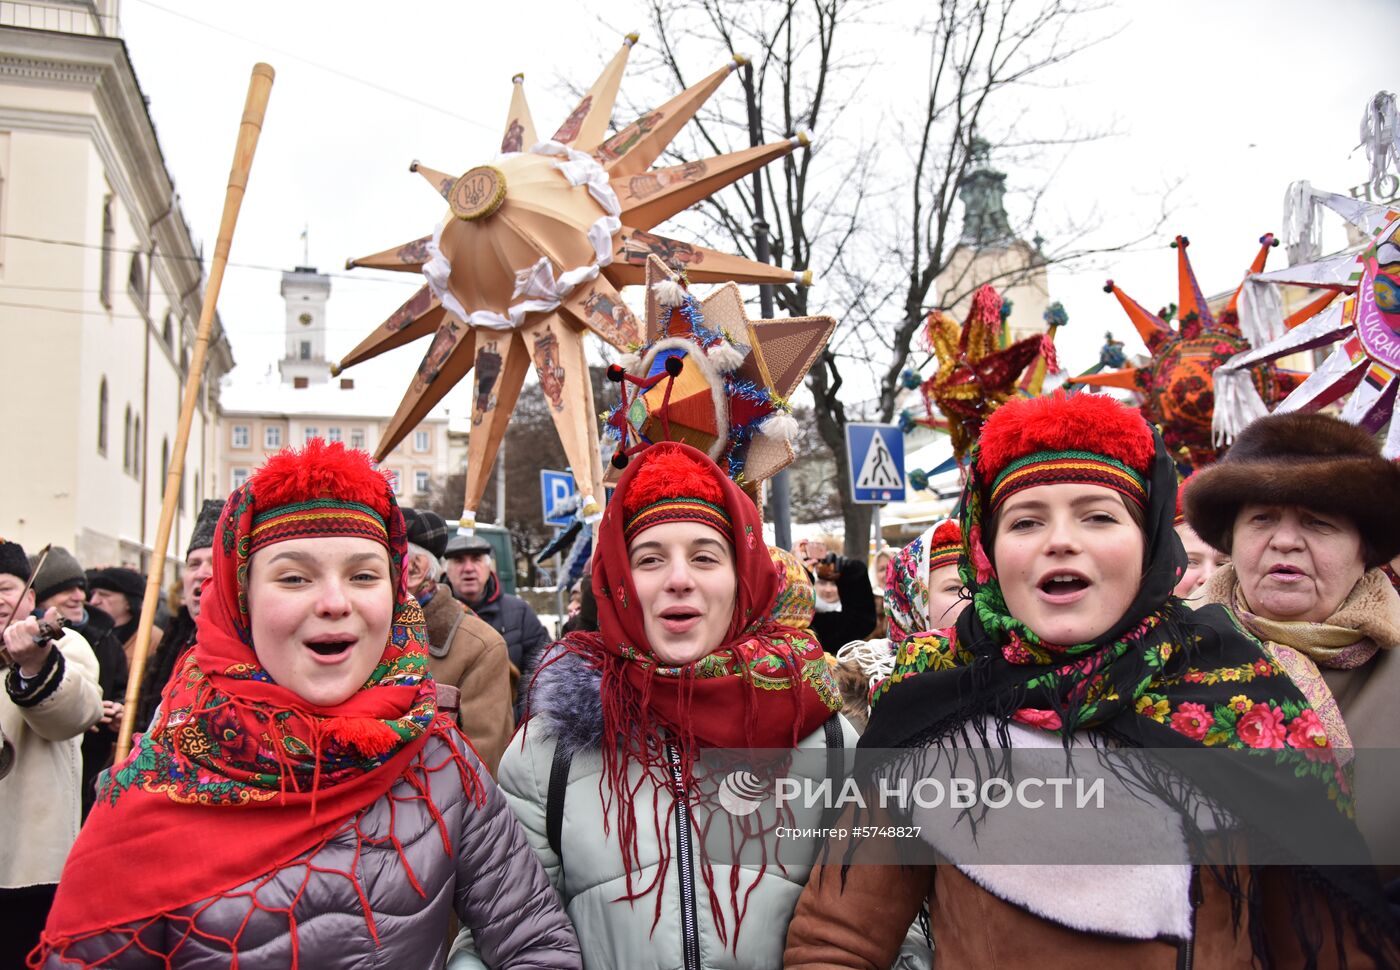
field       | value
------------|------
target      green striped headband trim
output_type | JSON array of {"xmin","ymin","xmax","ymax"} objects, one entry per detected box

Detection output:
[
  {"xmin": 250, "ymin": 498, "xmax": 389, "ymax": 554},
  {"xmin": 989, "ymin": 450, "xmax": 1148, "ymax": 511},
  {"xmin": 624, "ymin": 496, "xmax": 733, "ymax": 544}
]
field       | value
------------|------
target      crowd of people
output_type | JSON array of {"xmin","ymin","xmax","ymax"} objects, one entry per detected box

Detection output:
[{"xmin": 3, "ymin": 393, "xmax": 1399, "ymax": 968}]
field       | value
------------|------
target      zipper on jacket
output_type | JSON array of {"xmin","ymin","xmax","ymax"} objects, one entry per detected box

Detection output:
[
  {"xmin": 666, "ymin": 743, "xmax": 701, "ymax": 970},
  {"xmin": 1178, "ymin": 865, "xmax": 1202, "ymax": 970}
]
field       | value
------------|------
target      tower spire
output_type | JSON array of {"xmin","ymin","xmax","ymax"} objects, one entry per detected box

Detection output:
[{"xmin": 957, "ymin": 136, "xmax": 1013, "ymax": 247}]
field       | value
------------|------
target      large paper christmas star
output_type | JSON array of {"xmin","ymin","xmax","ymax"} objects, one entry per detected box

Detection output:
[
  {"xmin": 337, "ymin": 34, "xmax": 813, "ymax": 530},
  {"xmin": 1072, "ymin": 234, "xmax": 1305, "ymax": 470},
  {"xmin": 605, "ymin": 256, "xmax": 835, "ymax": 488},
  {"xmin": 907, "ymin": 284, "xmax": 1057, "ymax": 465}
]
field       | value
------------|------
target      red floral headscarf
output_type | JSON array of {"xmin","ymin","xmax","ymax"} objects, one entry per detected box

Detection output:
[
  {"xmin": 546, "ymin": 443, "xmax": 838, "ymax": 945},
  {"xmin": 39, "ymin": 442, "xmax": 480, "ymax": 967}
]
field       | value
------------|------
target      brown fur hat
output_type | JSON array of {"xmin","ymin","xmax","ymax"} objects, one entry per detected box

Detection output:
[{"xmin": 1183, "ymin": 412, "xmax": 1400, "ymax": 568}]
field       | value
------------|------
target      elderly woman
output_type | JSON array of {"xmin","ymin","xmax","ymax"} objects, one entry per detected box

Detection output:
[
  {"xmin": 451, "ymin": 443, "xmax": 875, "ymax": 970},
  {"xmin": 37, "ymin": 442, "xmax": 579, "ymax": 968},
  {"xmin": 1185, "ymin": 411, "xmax": 1400, "ymax": 865},
  {"xmin": 785, "ymin": 392, "xmax": 1396, "ymax": 968}
]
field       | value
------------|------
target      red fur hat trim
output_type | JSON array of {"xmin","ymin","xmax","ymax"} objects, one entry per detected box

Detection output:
[
  {"xmin": 930, "ymin": 519, "xmax": 962, "ymax": 551},
  {"xmin": 977, "ymin": 390, "xmax": 1155, "ymax": 482},
  {"xmin": 251, "ymin": 439, "xmax": 394, "ymax": 523},
  {"xmin": 621, "ymin": 443, "xmax": 727, "ymax": 519}
]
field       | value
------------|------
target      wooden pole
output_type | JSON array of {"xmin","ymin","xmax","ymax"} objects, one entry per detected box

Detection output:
[{"xmin": 116, "ymin": 64, "xmax": 275, "ymax": 761}]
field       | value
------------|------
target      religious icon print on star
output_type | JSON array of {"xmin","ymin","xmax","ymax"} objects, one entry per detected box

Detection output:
[
  {"xmin": 473, "ymin": 343, "xmax": 503, "ymax": 424},
  {"xmin": 595, "ymin": 111, "xmax": 663, "ymax": 163},
  {"xmin": 501, "ymin": 118, "xmax": 525, "ymax": 154},
  {"xmin": 552, "ymin": 95, "xmax": 592, "ymax": 143},
  {"xmin": 626, "ymin": 160, "xmax": 708, "ymax": 201},
  {"xmin": 416, "ymin": 321, "xmax": 460, "ymax": 388},
  {"xmin": 386, "ymin": 289, "xmax": 436, "ymax": 333},
  {"xmin": 396, "ymin": 237, "xmax": 431, "ymax": 264},
  {"xmin": 622, "ymin": 229, "xmax": 705, "ymax": 269},
  {"xmin": 581, "ymin": 287, "xmax": 636, "ymax": 345},
  {"xmin": 533, "ymin": 330, "xmax": 567, "ymax": 412}
]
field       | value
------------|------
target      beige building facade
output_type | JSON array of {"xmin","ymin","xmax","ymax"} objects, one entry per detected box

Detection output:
[
  {"xmin": 0, "ymin": 4, "xmax": 234, "ymax": 569},
  {"xmin": 216, "ymin": 267, "xmax": 452, "ymax": 506}
]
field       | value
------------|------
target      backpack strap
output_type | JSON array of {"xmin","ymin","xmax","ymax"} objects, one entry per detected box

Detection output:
[
  {"xmin": 546, "ymin": 742, "xmax": 572, "ymax": 862},
  {"xmin": 823, "ymin": 712, "xmax": 843, "ymax": 749}
]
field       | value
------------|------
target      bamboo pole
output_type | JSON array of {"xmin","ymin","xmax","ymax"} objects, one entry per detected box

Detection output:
[{"xmin": 116, "ymin": 64, "xmax": 275, "ymax": 761}]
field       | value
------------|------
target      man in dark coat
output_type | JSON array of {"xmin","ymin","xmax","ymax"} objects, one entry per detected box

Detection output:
[
  {"xmin": 444, "ymin": 533, "xmax": 550, "ymax": 714},
  {"xmin": 800, "ymin": 538, "xmax": 878, "ymax": 654},
  {"xmin": 132, "ymin": 499, "xmax": 221, "ymax": 731},
  {"xmin": 31, "ymin": 546, "xmax": 127, "ymax": 817},
  {"xmin": 402, "ymin": 509, "xmax": 514, "ymax": 773}
]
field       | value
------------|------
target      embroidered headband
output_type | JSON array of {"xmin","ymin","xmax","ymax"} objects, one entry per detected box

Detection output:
[
  {"xmin": 244, "ymin": 440, "xmax": 395, "ymax": 555},
  {"xmin": 977, "ymin": 390, "xmax": 1156, "ymax": 513},
  {"xmin": 620, "ymin": 443, "xmax": 735, "ymax": 545},
  {"xmin": 927, "ymin": 519, "xmax": 963, "ymax": 571}
]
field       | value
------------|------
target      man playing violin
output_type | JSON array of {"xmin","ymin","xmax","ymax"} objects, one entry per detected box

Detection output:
[{"xmin": 0, "ymin": 539, "xmax": 102, "ymax": 969}]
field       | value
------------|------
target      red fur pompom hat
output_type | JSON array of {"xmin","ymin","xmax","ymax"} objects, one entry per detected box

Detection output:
[
  {"xmin": 927, "ymin": 519, "xmax": 963, "ymax": 571},
  {"xmin": 621, "ymin": 443, "xmax": 733, "ymax": 545},
  {"xmin": 976, "ymin": 390, "xmax": 1156, "ymax": 512},
  {"xmin": 245, "ymin": 439, "xmax": 397, "ymax": 554}
]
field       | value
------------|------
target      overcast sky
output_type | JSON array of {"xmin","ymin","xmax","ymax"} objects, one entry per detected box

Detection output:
[{"xmin": 119, "ymin": 0, "xmax": 1400, "ymax": 417}]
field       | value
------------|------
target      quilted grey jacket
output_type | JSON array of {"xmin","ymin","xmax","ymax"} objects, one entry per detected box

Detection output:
[
  {"xmin": 44, "ymin": 733, "xmax": 580, "ymax": 969},
  {"xmin": 450, "ymin": 647, "xmax": 930, "ymax": 970}
]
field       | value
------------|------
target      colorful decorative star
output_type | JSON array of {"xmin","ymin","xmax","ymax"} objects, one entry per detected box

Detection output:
[
  {"xmin": 1072, "ymin": 234, "xmax": 1305, "ymax": 470},
  {"xmin": 1212, "ymin": 195, "xmax": 1400, "ymax": 457},
  {"xmin": 908, "ymin": 284, "xmax": 1058, "ymax": 465},
  {"xmin": 605, "ymin": 256, "xmax": 835, "ymax": 489}
]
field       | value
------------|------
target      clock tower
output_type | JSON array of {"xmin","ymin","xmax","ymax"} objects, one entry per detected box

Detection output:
[{"xmin": 279, "ymin": 265, "xmax": 331, "ymax": 385}]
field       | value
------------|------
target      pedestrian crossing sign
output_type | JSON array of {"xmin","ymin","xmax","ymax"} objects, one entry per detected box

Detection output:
[{"xmin": 846, "ymin": 422, "xmax": 906, "ymax": 504}]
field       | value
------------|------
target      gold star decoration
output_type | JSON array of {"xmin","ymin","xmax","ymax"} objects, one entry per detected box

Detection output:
[{"xmin": 337, "ymin": 34, "xmax": 814, "ymax": 529}]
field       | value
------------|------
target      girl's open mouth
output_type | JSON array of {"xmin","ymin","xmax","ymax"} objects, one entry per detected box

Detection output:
[
  {"xmin": 1036, "ymin": 572, "xmax": 1091, "ymax": 604},
  {"xmin": 304, "ymin": 637, "xmax": 356, "ymax": 662},
  {"xmin": 659, "ymin": 607, "xmax": 702, "ymax": 635}
]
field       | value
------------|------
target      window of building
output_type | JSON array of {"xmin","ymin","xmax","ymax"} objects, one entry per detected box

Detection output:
[
  {"xmin": 299, "ymin": 341, "xmax": 311, "ymax": 361},
  {"xmin": 304, "ymin": 427, "xmax": 318, "ymax": 445},
  {"xmin": 132, "ymin": 416, "xmax": 141, "ymax": 478},
  {"xmin": 232, "ymin": 425, "xmax": 250, "ymax": 449},
  {"xmin": 128, "ymin": 252, "xmax": 147, "ymax": 311},
  {"xmin": 161, "ymin": 311, "xmax": 173, "ymax": 349},
  {"xmin": 387, "ymin": 469, "xmax": 402, "ymax": 495},
  {"xmin": 413, "ymin": 430, "xmax": 430, "ymax": 452},
  {"xmin": 100, "ymin": 195, "xmax": 114, "ymax": 309},
  {"xmin": 123, "ymin": 406, "xmax": 132, "ymax": 472},
  {"xmin": 264, "ymin": 426, "xmax": 282, "ymax": 449},
  {"xmin": 97, "ymin": 377, "xmax": 108, "ymax": 455},
  {"xmin": 326, "ymin": 427, "xmax": 342, "ymax": 443},
  {"xmin": 414, "ymin": 470, "xmax": 430, "ymax": 494},
  {"xmin": 232, "ymin": 468, "xmax": 249, "ymax": 490},
  {"xmin": 350, "ymin": 428, "xmax": 366, "ymax": 449},
  {"xmin": 161, "ymin": 437, "xmax": 169, "ymax": 494}
]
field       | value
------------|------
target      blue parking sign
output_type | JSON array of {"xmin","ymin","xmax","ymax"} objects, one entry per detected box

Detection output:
[
  {"xmin": 845, "ymin": 423, "xmax": 906, "ymax": 504},
  {"xmin": 540, "ymin": 470, "xmax": 577, "ymax": 527}
]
